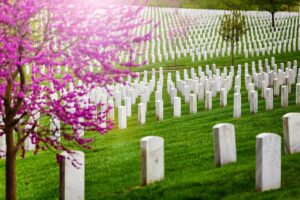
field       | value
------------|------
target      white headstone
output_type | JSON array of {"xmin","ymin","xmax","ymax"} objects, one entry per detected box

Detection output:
[
  {"xmin": 155, "ymin": 100, "xmax": 164, "ymax": 121},
  {"xmin": 189, "ymin": 94, "xmax": 197, "ymax": 114},
  {"xmin": 265, "ymin": 88, "xmax": 274, "ymax": 110},
  {"xmin": 174, "ymin": 97, "xmax": 181, "ymax": 117},
  {"xmin": 213, "ymin": 123, "xmax": 237, "ymax": 167},
  {"xmin": 220, "ymin": 88, "xmax": 227, "ymax": 107},
  {"xmin": 256, "ymin": 133, "xmax": 281, "ymax": 192},
  {"xmin": 0, "ymin": 124, "xmax": 6, "ymax": 158},
  {"xmin": 118, "ymin": 106, "xmax": 127, "ymax": 129},
  {"xmin": 250, "ymin": 91, "xmax": 258, "ymax": 114},
  {"xmin": 233, "ymin": 93, "xmax": 241, "ymax": 118},
  {"xmin": 282, "ymin": 113, "xmax": 300, "ymax": 154},
  {"xmin": 281, "ymin": 85, "xmax": 288, "ymax": 107},
  {"xmin": 296, "ymin": 83, "xmax": 300, "ymax": 105},
  {"xmin": 60, "ymin": 151, "xmax": 84, "ymax": 200},
  {"xmin": 125, "ymin": 97, "xmax": 132, "ymax": 117},
  {"xmin": 138, "ymin": 103, "xmax": 146, "ymax": 125},
  {"xmin": 141, "ymin": 136, "xmax": 164, "ymax": 186},
  {"xmin": 205, "ymin": 91, "xmax": 212, "ymax": 110}
]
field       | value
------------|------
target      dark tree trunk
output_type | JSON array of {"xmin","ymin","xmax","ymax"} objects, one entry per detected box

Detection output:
[
  {"xmin": 231, "ymin": 42, "xmax": 235, "ymax": 66},
  {"xmin": 5, "ymin": 127, "xmax": 17, "ymax": 200},
  {"xmin": 271, "ymin": 12, "xmax": 275, "ymax": 30}
]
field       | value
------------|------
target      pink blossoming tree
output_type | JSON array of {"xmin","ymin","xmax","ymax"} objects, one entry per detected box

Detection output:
[{"xmin": 0, "ymin": 0, "xmax": 151, "ymax": 199}]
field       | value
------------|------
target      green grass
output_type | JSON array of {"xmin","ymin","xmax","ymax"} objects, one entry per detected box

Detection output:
[{"xmin": 0, "ymin": 51, "xmax": 299, "ymax": 199}]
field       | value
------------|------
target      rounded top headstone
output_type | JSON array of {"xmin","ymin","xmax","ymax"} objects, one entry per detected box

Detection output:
[{"xmin": 141, "ymin": 136, "xmax": 164, "ymax": 152}]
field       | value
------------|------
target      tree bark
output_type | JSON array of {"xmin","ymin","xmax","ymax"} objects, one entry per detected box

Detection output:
[
  {"xmin": 5, "ymin": 127, "xmax": 17, "ymax": 200},
  {"xmin": 271, "ymin": 12, "xmax": 275, "ymax": 30},
  {"xmin": 231, "ymin": 42, "xmax": 235, "ymax": 66}
]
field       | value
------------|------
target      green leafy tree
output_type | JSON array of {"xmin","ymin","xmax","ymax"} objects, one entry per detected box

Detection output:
[
  {"xmin": 219, "ymin": 10, "xmax": 247, "ymax": 66},
  {"xmin": 251, "ymin": 0, "xmax": 298, "ymax": 29}
]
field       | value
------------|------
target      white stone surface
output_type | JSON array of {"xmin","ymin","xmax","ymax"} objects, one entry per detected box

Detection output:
[
  {"xmin": 189, "ymin": 94, "xmax": 197, "ymax": 114},
  {"xmin": 205, "ymin": 91, "xmax": 212, "ymax": 110},
  {"xmin": 173, "ymin": 97, "xmax": 181, "ymax": 117},
  {"xmin": 274, "ymin": 78, "xmax": 280, "ymax": 96},
  {"xmin": 170, "ymin": 88, "xmax": 177, "ymax": 105},
  {"xmin": 233, "ymin": 93, "xmax": 241, "ymax": 118},
  {"xmin": 138, "ymin": 103, "xmax": 146, "ymax": 125},
  {"xmin": 155, "ymin": 100, "xmax": 164, "ymax": 121},
  {"xmin": 60, "ymin": 151, "xmax": 85, "ymax": 200},
  {"xmin": 213, "ymin": 123, "xmax": 237, "ymax": 167},
  {"xmin": 0, "ymin": 134, "xmax": 6, "ymax": 158},
  {"xmin": 220, "ymin": 88, "xmax": 227, "ymax": 107},
  {"xmin": 281, "ymin": 85, "xmax": 289, "ymax": 107},
  {"xmin": 118, "ymin": 106, "xmax": 127, "ymax": 129},
  {"xmin": 296, "ymin": 83, "xmax": 300, "ymax": 105},
  {"xmin": 256, "ymin": 133, "xmax": 281, "ymax": 192},
  {"xmin": 282, "ymin": 113, "xmax": 300, "ymax": 154},
  {"xmin": 265, "ymin": 88, "xmax": 273, "ymax": 110},
  {"xmin": 141, "ymin": 136, "xmax": 164, "ymax": 186},
  {"xmin": 125, "ymin": 97, "xmax": 132, "ymax": 117},
  {"xmin": 250, "ymin": 91, "xmax": 258, "ymax": 114}
]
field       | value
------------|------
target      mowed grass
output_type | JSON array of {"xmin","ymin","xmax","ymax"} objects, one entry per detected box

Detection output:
[{"xmin": 0, "ymin": 52, "xmax": 299, "ymax": 199}]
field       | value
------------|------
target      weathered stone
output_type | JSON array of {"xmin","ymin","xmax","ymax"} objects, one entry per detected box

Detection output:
[
  {"xmin": 233, "ymin": 93, "xmax": 241, "ymax": 118},
  {"xmin": 0, "ymin": 133, "xmax": 5, "ymax": 157},
  {"xmin": 296, "ymin": 83, "xmax": 300, "ymax": 105},
  {"xmin": 155, "ymin": 100, "xmax": 164, "ymax": 121},
  {"xmin": 114, "ymin": 91, "xmax": 121, "ymax": 107},
  {"xmin": 265, "ymin": 88, "xmax": 273, "ymax": 110},
  {"xmin": 220, "ymin": 88, "xmax": 227, "ymax": 107},
  {"xmin": 138, "ymin": 103, "xmax": 146, "ymax": 125},
  {"xmin": 213, "ymin": 123, "xmax": 237, "ymax": 167},
  {"xmin": 273, "ymin": 78, "xmax": 280, "ymax": 96},
  {"xmin": 170, "ymin": 88, "xmax": 177, "ymax": 105},
  {"xmin": 248, "ymin": 83, "xmax": 254, "ymax": 102},
  {"xmin": 174, "ymin": 97, "xmax": 181, "ymax": 117},
  {"xmin": 189, "ymin": 94, "xmax": 197, "ymax": 114},
  {"xmin": 125, "ymin": 97, "xmax": 131, "ymax": 117},
  {"xmin": 205, "ymin": 91, "xmax": 212, "ymax": 110},
  {"xmin": 256, "ymin": 133, "xmax": 281, "ymax": 192},
  {"xmin": 141, "ymin": 136, "xmax": 164, "ymax": 186},
  {"xmin": 282, "ymin": 113, "xmax": 300, "ymax": 154},
  {"xmin": 60, "ymin": 151, "xmax": 85, "ymax": 200},
  {"xmin": 281, "ymin": 85, "xmax": 288, "ymax": 107},
  {"xmin": 118, "ymin": 106, "xmax": 127, "ymax": 129},
  {"xmin": 250, "ymin": 91, "xmax": 258, "ymax": 114},
  {"xmin": 198, "ymin": 83, "xmax": 205, "ymax": 100},
  {"xmin": 261, "ymin": 81, "xmax": 266, "ymax": 98}
]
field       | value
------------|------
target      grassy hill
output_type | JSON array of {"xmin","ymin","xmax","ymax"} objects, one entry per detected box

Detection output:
[{"xmin": 0, "ymin": 51, "xmax": 299, "ymax": 199}]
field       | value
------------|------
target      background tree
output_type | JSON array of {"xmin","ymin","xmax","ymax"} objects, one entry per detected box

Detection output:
[
  {"xmin": 219, "ymin": 10, "xmax": 247, "ymax": 66},
  {"xmin": 0, "ymin": 0, "xmax": 151, "ymax": 199},
  {"xmin": 222, "ymin": 0, "xmax": 255, "ymax": 10},
  {"xmin": 250, "ymin": 0, "xmax": 299, "ymax": 29}
]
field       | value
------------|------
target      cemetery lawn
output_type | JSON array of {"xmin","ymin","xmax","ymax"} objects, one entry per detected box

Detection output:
[{"xmin": 0, "ymin": 52, "xmax": 300, "ymax": 199}]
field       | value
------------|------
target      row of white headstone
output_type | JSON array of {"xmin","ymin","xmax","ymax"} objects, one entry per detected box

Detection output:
[
  {"xmin": 58, "ymin": 135, "xmax": 164, "ymax": 200},
  {"xmin": 213, "ymin": 112, "xmax": 300, "ymax": 192},
  {"xmin": 61, "ymin": 112, "xmax": 300, "ymax": 199},
  {"xmin": 116, "ymin": 58, "xmax": 299, "ymax": 130},
  {"xmin": 121, "ymin": 7, "xmax": 300, "ymax": 65}
]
